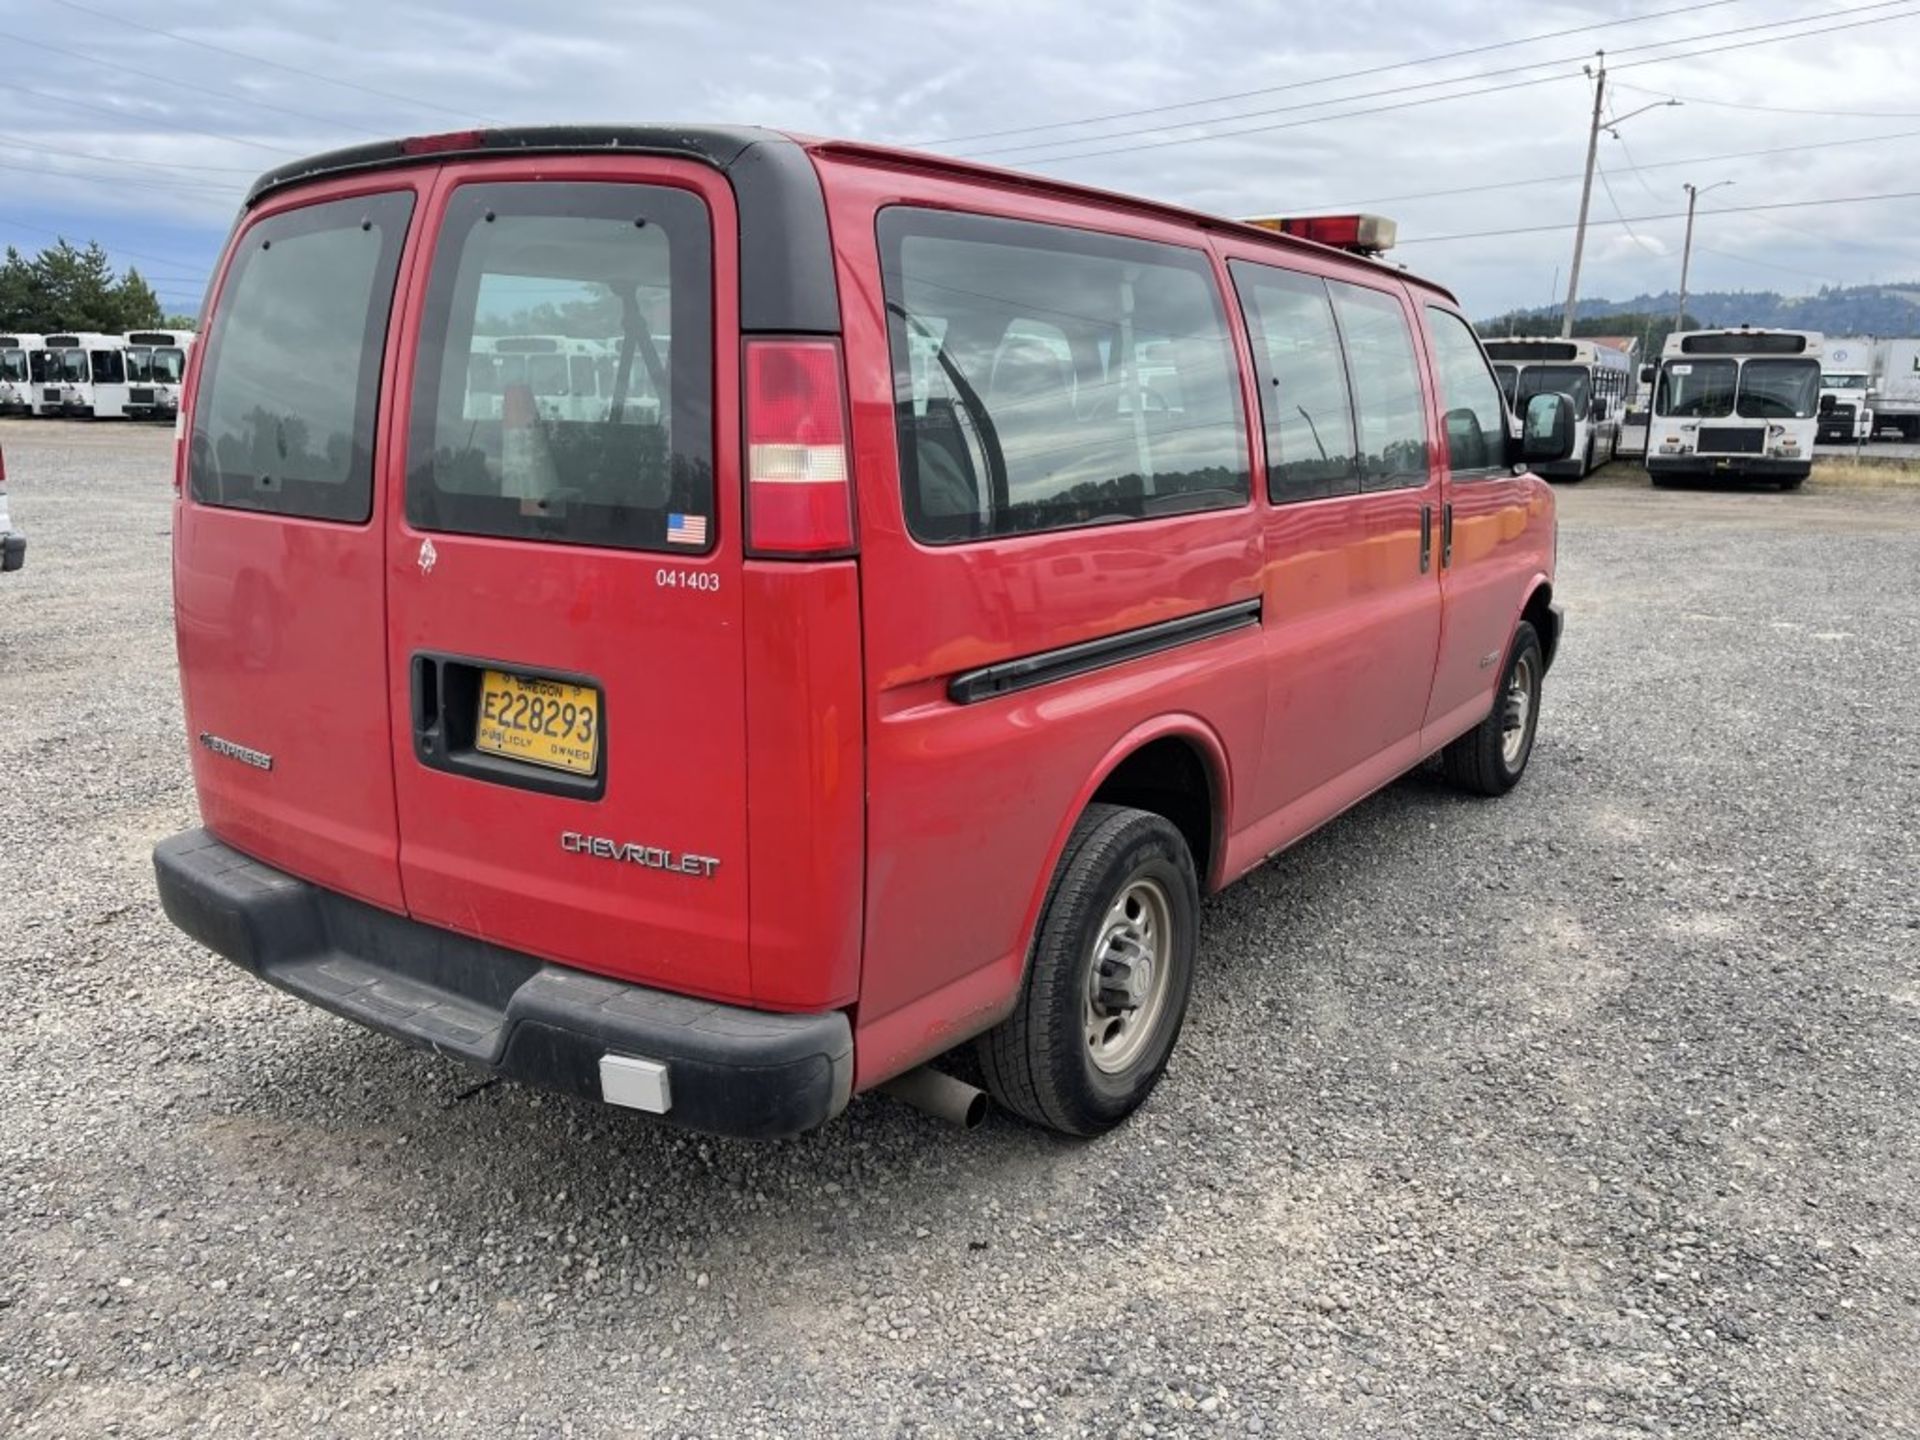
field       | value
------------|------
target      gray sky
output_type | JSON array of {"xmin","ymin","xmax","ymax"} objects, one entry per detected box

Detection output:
[{"xmin": 4, "ymin": 0, "xmax": 1917, "ymax": 320}]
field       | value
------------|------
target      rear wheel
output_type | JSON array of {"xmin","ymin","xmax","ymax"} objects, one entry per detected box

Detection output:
[
  {"xmin": 1441, "ymin": 621, "xmax": 1543, "ymax": 797},
  {"xmin": 978, "ymin": 804, "xmax": 1198, "ymax": 1136}
]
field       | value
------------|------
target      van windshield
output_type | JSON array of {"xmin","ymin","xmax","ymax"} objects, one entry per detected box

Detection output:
[{"xmin": 407, "ymin": 182, "xmax": 713, "ymax": 554}]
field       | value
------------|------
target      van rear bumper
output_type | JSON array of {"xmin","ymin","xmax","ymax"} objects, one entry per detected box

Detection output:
[{"xmin": 153, "ymin": 828, "xmax": 853, "ymax": 1138}]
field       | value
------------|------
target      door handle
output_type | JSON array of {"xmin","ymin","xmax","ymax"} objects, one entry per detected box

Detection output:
[
  {"xmin": 1442, "ymin": 503, "xmax": 1454, "ymax": 569},
  {"xmin": 1420, "ymin": 506, "xmax": 1432, "ymax": 574}
]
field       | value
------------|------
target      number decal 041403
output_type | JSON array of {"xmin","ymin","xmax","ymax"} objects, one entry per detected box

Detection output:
[{"xmin": 656, "ymin": 568, "xmax": 720, "ymax": 592}]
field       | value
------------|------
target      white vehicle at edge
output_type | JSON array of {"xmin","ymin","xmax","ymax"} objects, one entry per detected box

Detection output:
[
  {"xmin": 0, "ymin": 332, "xmax": 44, "ymax": 416},
  {"xmin": 123, "ymin": 330, "xmax": 196, "ymax": 422},
  {"xmin": 40, "ymin": 332, "xmax": 133, "ymax": 419},
  {"xmin": 1817, "ymin": 336, "xmax": 1874, "ymax": 445},
  {"xmin": 1870, "ymin": 336, "xmax": 1920, "ymax": 441},
  {"xmin": 1648, "ymin": 327, "xmax": 1821, "ymax": 489},
  {"xmin": 1484, "ymin": 337, "xmax": 1632, "ymax": 479}
]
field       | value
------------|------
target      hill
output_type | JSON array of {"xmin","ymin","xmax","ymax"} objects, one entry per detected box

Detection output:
[{"xmin": 1481, "ymin": 282, "xmax": 1920, "ymax": 343}]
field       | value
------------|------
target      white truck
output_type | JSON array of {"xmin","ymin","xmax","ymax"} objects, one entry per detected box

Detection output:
[
  {"xmin": 1870, "ymin": 337, "xmax": 1920, "ymax": 441},
  {"xmin": 1818, "ymin": 335, "xmax": 1875, "ymax": 445}
]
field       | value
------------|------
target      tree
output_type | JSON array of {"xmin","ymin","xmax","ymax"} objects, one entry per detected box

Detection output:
[{"xmin": 0, "ymin": 238, "xmax": 166, "ymax": 331}]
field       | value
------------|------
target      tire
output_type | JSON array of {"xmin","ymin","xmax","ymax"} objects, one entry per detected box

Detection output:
[
  {"xmin": 1441, "ymin": 621, "xmax": 1543, "ymax": 797},
  {"xmin": 1780, "ymin": 475, "xmax": 1807, "ymax": 491},
  {"xmin": 977, "ymin": 804, "xmax": 1198, "ymax": 1136}
]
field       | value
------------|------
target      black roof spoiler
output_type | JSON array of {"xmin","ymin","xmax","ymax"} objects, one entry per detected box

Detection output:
[{"xmin": 243, "ymin": 125, "xmax": 840, "ymax": 335}]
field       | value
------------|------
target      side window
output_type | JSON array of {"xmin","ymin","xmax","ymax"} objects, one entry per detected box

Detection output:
[
  {"xmin": 91, "ymin": 350, "xmax": 126, "ymax": 385},
  {"xmin": 1424, "ymin": 307, "xmax": 1509, "ymax": 475},
  {"xmin": 407, "ymin": 181, "xmax": 714, "ymax": 554},
  {"xmin": 879, "ymin": 207, "xmax": 1250, "ymax": 544},
  {"xmin": 1330, "ymin": 282, "xmax": 1430, "ymax": 491},
  {"xmin": 1228, "ymin": 261, "xmax": 1355, "ymax": 504},
  {"xmin": 190, "ymin": 190, "xmax": 415, "ymax": 521}
]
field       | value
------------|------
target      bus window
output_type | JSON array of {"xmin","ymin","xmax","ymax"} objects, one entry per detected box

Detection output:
[
  {"xmin": 1736, "ymin": 358, "xmax": 1820, "ymax": 419},
  {"xmin": 1656, "ymin": 360, "xmax": 1736, "ymax": 418},
  {"xmin": 1513, "ymin": 364, "xmax": 1591, "ymax": 414},
  {"xmin": 1492, "ymin": 363, "xmax": 1517, "ymax": 406},
  {"xmin": 570, "ymin": 354, "xmax": 596, "ymax": 395},
  {"xmin": 126, "ymin": 347, "xmax": 154, "ymax": 383},
  {"xmin": 527, "ymin": 352, "xmax": 569, "ymax": 396}
]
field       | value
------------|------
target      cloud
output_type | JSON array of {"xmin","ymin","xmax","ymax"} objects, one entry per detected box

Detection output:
[{"xmin": 4, "ymin": 0, "xmax": 1916, "ymax": 317}]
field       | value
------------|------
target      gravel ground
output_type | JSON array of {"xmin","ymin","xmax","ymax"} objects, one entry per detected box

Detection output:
[{"xmin": 2, "ymin": 422, "xmax": 1918, "ymax": 1439}]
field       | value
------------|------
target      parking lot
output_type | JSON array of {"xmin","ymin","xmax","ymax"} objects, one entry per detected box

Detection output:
[{"xmin": 2, "ymin": 419, "xmax": 1917, "ymax": 1439}]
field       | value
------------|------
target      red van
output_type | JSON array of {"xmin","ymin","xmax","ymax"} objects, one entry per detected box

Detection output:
[{"xmin": 154, "ymin": 126, "xmax": 1573, "ymax": 1138}]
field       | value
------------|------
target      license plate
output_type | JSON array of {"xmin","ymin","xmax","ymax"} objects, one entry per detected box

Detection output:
[{"xmin": 475, "ymin": 670, "xmax": 600, "ymax": 776}]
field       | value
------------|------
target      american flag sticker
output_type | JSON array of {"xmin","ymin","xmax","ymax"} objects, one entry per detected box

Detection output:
[{"xmin": 666, "ymin": 512, "xmax": 709, "ymax": 546}]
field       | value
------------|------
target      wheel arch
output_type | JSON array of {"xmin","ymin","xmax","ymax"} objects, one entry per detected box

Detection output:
[
  {"xmin": 1021, "ymin": 716, "xmax": 1232, "ymax": 951},
  {"xmin": 1518, "ymin": 577, "xmax": 1560, "ymax": 674}
]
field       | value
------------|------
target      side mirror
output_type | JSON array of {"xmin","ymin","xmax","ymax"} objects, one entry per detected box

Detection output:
[
  {"xmin": 1592, "ymin": 396, "xmax": 1609, "ymax": 422},
  {"xmin": 1818, "ymin": 392, "xmax": 1836, "ymax": 415},
  {"xmin": 1517, "ymin": 391, "xmax": 1576, "ymax": 468},
  {"xmin": 1638, "ymin": 364, "xmax": 1654, "ymax": 386}
]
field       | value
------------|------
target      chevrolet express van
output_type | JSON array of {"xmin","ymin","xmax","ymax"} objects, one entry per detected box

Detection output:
[{"xmin": 155, "ymin": 126, "xmax": 1572, "ymax": 1138}]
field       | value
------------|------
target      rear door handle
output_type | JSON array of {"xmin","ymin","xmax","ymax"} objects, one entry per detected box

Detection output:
[
  {"xmin": 1420, "ymin": 506, "xmax": 1432, "ymax": 574},
  {"xmin": 1442, "ymin": 503, "xmax": 1454, "ymax": 569}
]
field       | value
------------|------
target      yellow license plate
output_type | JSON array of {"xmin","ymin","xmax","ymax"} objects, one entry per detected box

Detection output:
[{"xmin": 475, "ymin": 670, "xmax": 600, "ymax": 776}]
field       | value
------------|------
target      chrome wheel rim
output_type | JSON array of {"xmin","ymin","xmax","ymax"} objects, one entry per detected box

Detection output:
[
  {"xmin": 1085, "ymin": 878, "xmax": 1174, "ymax": 1075},
  {"xmin": 1501, "ymin": 653, "xmax": 1536, "ymax": 768}
]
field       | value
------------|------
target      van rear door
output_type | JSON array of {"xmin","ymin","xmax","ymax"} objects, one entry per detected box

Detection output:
[
  {"xmin": 176, "ymin": 180, "xmax": 422, "ymax": 911},
  {"xmin": 385, "ymin": 160, "xmax": 756, "ymax": 1003}
]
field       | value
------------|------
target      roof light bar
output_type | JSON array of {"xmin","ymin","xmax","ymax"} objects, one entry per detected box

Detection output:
[{"xmin": 1243, "ymin": 213, "xmax": 1397, "ymax": 257}]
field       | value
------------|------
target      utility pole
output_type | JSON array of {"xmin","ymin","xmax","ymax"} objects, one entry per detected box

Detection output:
[
  {"xmin": 1675, "ymin": 180, "xmax": 1732, "ymax": 334},
  {"xmin": 1560, "ymin": 52, "xmax": 1606, "ymax": 339},
  {"xmin": 1675, "ymin": 186, "xmax": 1698, "ymax": 334}
]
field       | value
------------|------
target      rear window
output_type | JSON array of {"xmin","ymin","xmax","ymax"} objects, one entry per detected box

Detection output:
[
  {"xmin": 405, "ymin": 182, "xmax": 713, "ymax": 554},
  {"xmin": 880, "ymin": 207, "xmax": 1249, "ymax": 544},
  {"xmin": 190, "ymin": 191, "xmax": 414, "ymax": 521}
]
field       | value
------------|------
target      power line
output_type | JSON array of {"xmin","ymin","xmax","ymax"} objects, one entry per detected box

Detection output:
[
  {"xmin": 910, "ymin": 0, "xmax": 1756, "ymax": 147},
  {"xmin": 46, "ymin": 0, "xmax": 498, "ymax": 127},
  {"xmin": 0, "ymin": 28, "xmax": 395, "ymax": 139},
  {"xmin": 0, "ymin": 81, "xmax": 300, "ymax": 156},
  {"xmin": 0, "ymin": 158, "xmax": 238, "ymax": 200},
  {"xmin": 1300, "ymin": 125, "xmax": 1920, "ymax": 213},
  {"xmin": 975, "ymin": 2, "xmax": 1920, "ymax": 165},
  {"xmin": 1394, "ymin": 187, "xmax": 1920, "ymax": 245},
  {"xmin": 1612, "ymin": 80, "xmax": 1920, "ymax": 118},
  {"xmin": 0, "ymin": 132, "xmax": 261, "ymax": 175}
]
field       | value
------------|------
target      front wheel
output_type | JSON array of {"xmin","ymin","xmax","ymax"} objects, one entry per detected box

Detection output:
[
  {"xmin": 977, "ymin": 804, "xmax": 1198, "ymax": 1136},
  {"xmin": 1441, "ymin": 621, "xmax": 1543, "ymax": 797}
]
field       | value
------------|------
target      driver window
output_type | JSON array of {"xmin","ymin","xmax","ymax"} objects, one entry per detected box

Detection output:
[{"xmin": 1424, "ymin": 308, "xmax": 1508, "ymax": 476}]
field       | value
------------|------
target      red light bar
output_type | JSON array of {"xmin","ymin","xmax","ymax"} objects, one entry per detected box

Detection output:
[
  {"xmin": 1243, "ymin": 213, "xmax": 1397, "ymax": 256},
  {"xmin": 398, "ymin": 130, "xmax": 487, "ymax": 156}
]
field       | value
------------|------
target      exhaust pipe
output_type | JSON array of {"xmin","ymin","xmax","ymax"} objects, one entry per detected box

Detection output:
[{"xmin": 879, "ymin": 1066, "xmax": 989, "ymax": 1130}]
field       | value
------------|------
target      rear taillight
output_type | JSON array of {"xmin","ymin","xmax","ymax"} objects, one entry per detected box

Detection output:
[{"xmin": 744, "ymin": 338, "xmax": 854, "ymax": 556}]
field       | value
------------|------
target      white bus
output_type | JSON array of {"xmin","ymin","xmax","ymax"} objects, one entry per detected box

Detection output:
[
  {"xmin": 1483, "ymin": 337, "xmax": 1631, "ymax": 479},
  {"xmin": 462, "ymin": 335, "xmax": 657, "ymax": 426},
  {"xmin": 40, "ymin": 332, "xmax": 133, "ymax": 419},
  {"xmin": 1648, "ymin": 327, "xmax": 1821, "ymax": 488},
  {"xmin": 0, "ymin": 333, "xmax": 43, "ymax": 416},
  {"xmin": 123, "ymin": 330, "xmax": 196, "ymax": 422}
]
